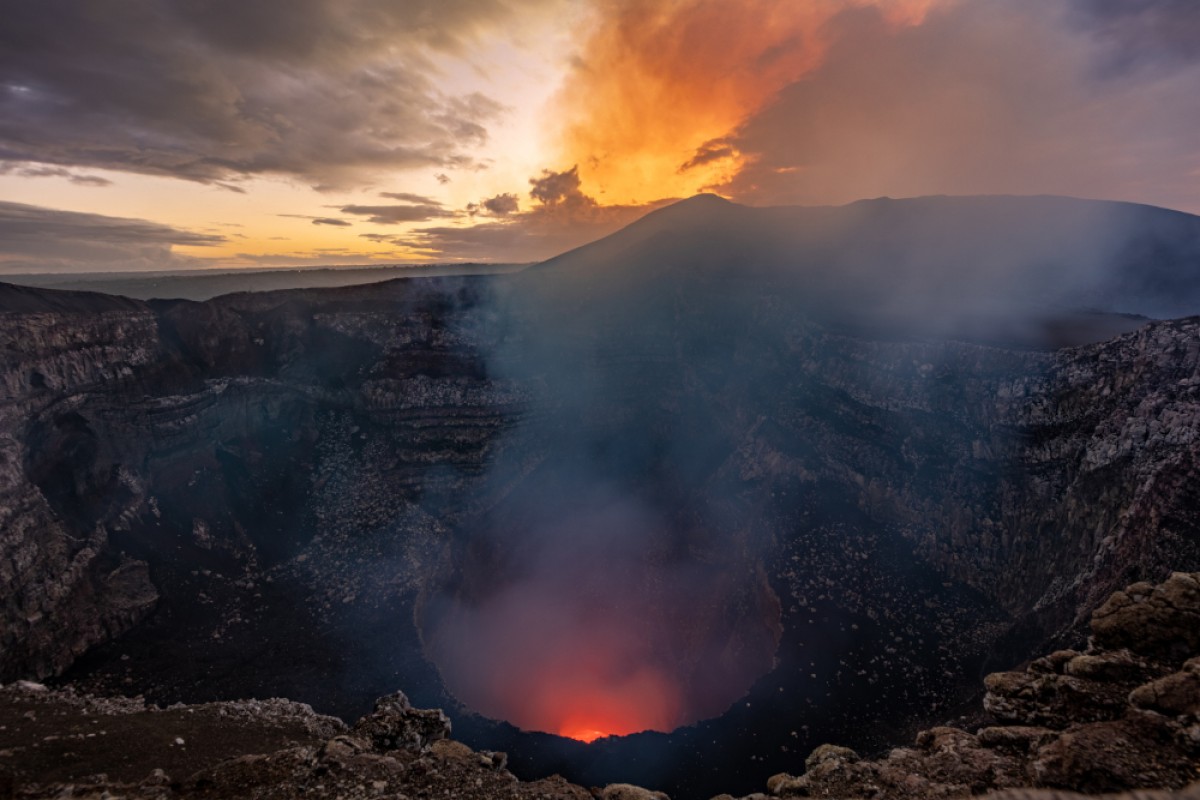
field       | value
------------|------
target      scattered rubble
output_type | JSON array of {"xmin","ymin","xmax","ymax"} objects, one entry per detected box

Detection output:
[
  {"xmin": 2, "ymin": 573, "xmax": 1199, "ymax": 800},
  {"xmin": 745, "ymin": 573, "xmax": 1200, "ymax": 800}
]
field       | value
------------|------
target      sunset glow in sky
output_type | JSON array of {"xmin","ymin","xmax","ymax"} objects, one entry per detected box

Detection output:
[{"xmin": 2, "ymin": 0, "xmax": 1199, "ymax": 272}]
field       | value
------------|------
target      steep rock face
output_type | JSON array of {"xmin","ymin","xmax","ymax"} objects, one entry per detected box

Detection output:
[
  {"xmin": 0, "ymin": 278, "xmax": 518, "ymax": 683},
  {"xmin": 0, "ymin": 299, "xmax": 162, "ymax": 681},
  {"xmin": 764, "ymin": 316, "xmax": 1200, "ymax": 630},
  {"xmin": 0, "ymin": 277, "xmax": 1198, "ymax": 682},
  {"xmin": 0, "ymin": 274, "xmax": 1199, "ymax": 796}
]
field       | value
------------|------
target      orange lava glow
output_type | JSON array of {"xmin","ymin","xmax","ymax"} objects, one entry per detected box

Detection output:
[
  {"xmin": 562, "ymin": 727, "xmax": 610, "ymax": 743},
  {"xmin": 537, "ymin": 662, "xmax": 684, "ymax": 742},
  {"xmin": 486, "ymin": 626, "xmax": 686, "ymax": 742},
  {"xmin": 423, "ymin": 497, "xmax": 783, "ymax": 745},
  {"xmin": 426, "ymin": 578, "xmax": 693, "ymax": 741},
  {"xmin": 552, "ymin": 0, "xmax": 940, "ymax": 205}
]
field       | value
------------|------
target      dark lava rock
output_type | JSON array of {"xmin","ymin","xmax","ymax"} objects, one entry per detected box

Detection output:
[
  {"xmin": 752, "ymin": 571, "xmax": 1200, "ymax": 800},
  {"xmin": 3, "ymin": 573, "xmax": 1200, "ymax": 800},
  {"xmin": 1091, "ymin": 575, "xmax": 1200, "ymax": 661},
  {"xmin": 1130, "ymin": 658, "xmax": 1200, "ymax": 717},
  {"xmin": 982, "ymin": 671, "xmax": 1131, "ymax": 728},
  {"xmin": 351, "ymin": 690, "xmax": 450, "ymax": 752},
  {"xmin": 1030, "ymin": 714, "xmax": 1194, "ymax": 793}
]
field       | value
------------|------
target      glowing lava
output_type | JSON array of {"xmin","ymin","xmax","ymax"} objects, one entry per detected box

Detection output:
[{"xmin": 561, "ymin": 727, "xmax": 610, "ymax": 744}]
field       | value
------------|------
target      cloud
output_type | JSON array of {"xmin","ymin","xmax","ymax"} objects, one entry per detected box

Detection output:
[
  {"xmin": 0, "ymin": 0, "xmax": 554, "ymax": 188},
  {"xmin": 678, "ymin": 139, "xmax": 738, "ymax": 173},
  {"xmin": 379, "ymin": 192, "xmax": 442, "ymax": 204},
  {"xmin": 339, "ymin": 203, "xmax": 457, "ymax": 224},
  {"xmin": 529, "ymin": 166, "xmax": 589, "ymax": 207},
  {"xmin": 69, "ymin": 174, "xmax": 113, "ymax": 187},
  {"xmin": 0, "ymin": 201, "xmax": 224, "ymax": 273},
  {"xmin": 225, "ymin": 252, "xmax": 378, "ymax": 267},
  {"xmin": 0, "ymin": 161, "xmax": 112, "ymax": 187},
  {"xmin": 484, "ymin": 193, "xmax": 520, "ymax": 215},
  {"xmin": 1071, "ymin": 0, "xmax": 1200, "ymax": 67},
  {"xmin": 542, "ymin": 0, "xmax": 1200, "ymax": 215},
  {"xmin": 278, "ymin": 213, "xmax": 353, "ymax": 226},
  {"xmin": 467, "ymin": 192, "xmax": 520, "ymax": 216},
  {"xmin": 549, "ymin": 0, "xmax": 938, "ymax": 204},
  {"xmin": 710, "ymin": 2, "xmax": 1200, "ymax": 212},
  {"xmin": 403, "ymin": 167, "xmax": 671, "ymax": 261}
]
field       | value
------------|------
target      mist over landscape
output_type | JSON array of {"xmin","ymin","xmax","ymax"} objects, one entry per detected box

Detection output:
[{"xmin": 3, "ymin": 2, "xmax": 1200, "ymax": 799}]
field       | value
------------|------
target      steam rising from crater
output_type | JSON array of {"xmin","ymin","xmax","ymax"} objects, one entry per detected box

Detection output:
[
  {"xmin": 417, "ymin": 191, "xmax": 1200, "ymax": 745},
  {"xmin": 422, "ymin": 485, "xmax": 781, "ymax": 740}
]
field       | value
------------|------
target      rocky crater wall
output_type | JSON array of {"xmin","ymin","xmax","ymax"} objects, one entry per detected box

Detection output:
[{"xmin": 1, "ymin": 277, "xmax": 1199, "ymax": 796}]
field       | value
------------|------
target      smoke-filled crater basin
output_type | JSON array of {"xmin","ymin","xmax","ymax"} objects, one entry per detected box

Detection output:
[
  {"xmin": 29, "ymin": 194, "xmax": 1200, "ymax": 798},
  {"xmin": 418, "ymin": 483, "xmax": 783, "ymax": 743}
]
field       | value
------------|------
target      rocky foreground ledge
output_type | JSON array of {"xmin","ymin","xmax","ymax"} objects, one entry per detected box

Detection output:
[
  {"xmin": 753, "ymin": 572, "xmax": 1200, "ymax": 800},
  {"xmin": 4, "ymin": 575, "xmax": 1200, "ymax": 800}
]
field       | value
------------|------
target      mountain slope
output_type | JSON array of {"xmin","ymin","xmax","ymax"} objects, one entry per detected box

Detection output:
[
  {"xmin": 524, "ymin": 194, "xmax": 1200, "ymax": 334},
  {"xmin": 1, "ymin": 194, "xmax": 1200, "ymax": 797}
]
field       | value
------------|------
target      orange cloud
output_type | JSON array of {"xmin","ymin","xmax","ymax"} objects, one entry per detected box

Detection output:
[{"xmin": 552, "ymin": 0, "xmax": 941, "ymax": 205}]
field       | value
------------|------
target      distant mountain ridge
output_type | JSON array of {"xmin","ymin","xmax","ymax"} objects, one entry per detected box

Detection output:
[{"xmin": 529, "ymin": 193, "xmax": 1200, "ymax": 330}]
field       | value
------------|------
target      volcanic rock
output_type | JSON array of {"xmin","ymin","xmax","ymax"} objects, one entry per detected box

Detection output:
[
  {"xmin": 982, "ymin": 671, "xmax": 1131, "ymax": 728},
  {"xmin": 0, "ymin": 679, "xmax": 594, "ymax": 800},
  {"xmin": 988, "ymin": 788, "xmax": 1200, "ymax": 800},
  {"xmin": 600, "ymin": 784, "xmax": 673, "ymax": 800},
  {"xmin": 1129, "ymin": 658, "xmax": 1200, "ymax": 717},
  {"xmin": 754, "ymin": 572, "xmax": 1200, "ymax": 800},
  {"xmin": 351, "ymin": 690, "xmax": 451, "ymax": 752},
  {"xmin": 4, "ymin": 196, "xmax": 1200, "ymax": 797},
  {"xmin": 2, "ymin": 556, "xmax": 1200, "ymax": 800},
  {"xmin": 1090, "ymin": 574, "xmax": 1200, "ymax": 660}
]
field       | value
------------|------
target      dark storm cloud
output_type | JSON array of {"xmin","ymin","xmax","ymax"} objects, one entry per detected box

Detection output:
[
  {"xmin": 339, "ymin": 203, "xmax": 457, "ymax": 224},
  {"xmin": 0, "ymin": 201, "xmax": 224, "ymax": 273},
  {"xmin": 0, "ymin": 0, "xmax": 548, "ymax": 188}
]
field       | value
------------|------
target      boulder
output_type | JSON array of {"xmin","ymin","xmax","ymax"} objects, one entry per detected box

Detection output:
[
  {"xmin": 1090, "ymin": 574, "xmax": 1200, "ymax": 662},
  {"xmin": 351, "ymin": 691, "xmax": 450, "ymax": 752}
]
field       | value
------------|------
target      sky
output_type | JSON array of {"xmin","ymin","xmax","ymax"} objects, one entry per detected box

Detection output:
[{"xmin": 1, "ymin": 0, "xmax": 1199, "ymax": 273}]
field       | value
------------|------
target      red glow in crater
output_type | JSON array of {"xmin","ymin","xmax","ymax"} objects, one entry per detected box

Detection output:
[
  {"xmin": 538, "ymin": 660, "xmax": 683, "ymax": 742},
  {"xmin": 451, "ymin": 609, "xmax": 685, "ymax": 742},
  {"xmin": 562, "ymin": 727, "xmax": 608, "ymax": 743},
  {"xmin": 422, "ymin": 498, "xmax": 781, "ymax": 742}
]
